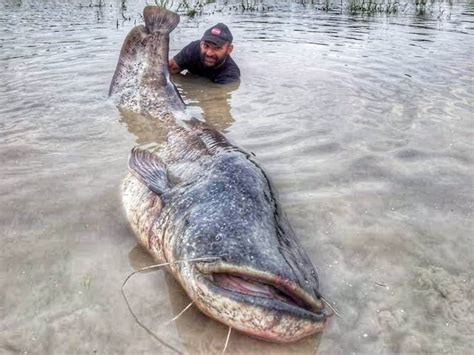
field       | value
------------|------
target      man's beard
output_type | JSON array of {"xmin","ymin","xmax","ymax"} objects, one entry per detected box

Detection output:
[{"xmin": 200, "ymin": 52, "xmax": 227, "ymax": 69}]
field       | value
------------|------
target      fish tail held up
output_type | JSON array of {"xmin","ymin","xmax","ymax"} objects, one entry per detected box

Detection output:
[{"xmin": 143, "ymin": 6, "xmax": 180, "ymax": 35}]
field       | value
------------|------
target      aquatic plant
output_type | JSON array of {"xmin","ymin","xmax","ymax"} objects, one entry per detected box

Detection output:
[
  {"xmin": 347, "ymin": 0, "xmax": 400, "ymax": 14},
  {"xmin": 77, "ymin": 0, "xmax": 454, "ymax": 24},
  {"xmin": 155, "ymin": 0, "xmax": 175, "ymax": 9},
  {"xmin": 176, "ymin": 0, "xmax": 205, "ymax": 17},
  {"xmin": 79, "ymin": 0, "xmax": 105, "ymax": 8},
  {"xmin": 120, "ymin": 0, "xmax": 132, "ymax": 21},
  {"xmin": 413, "ymin": 0, "xmax": 437, "ymax": 15},
  {"xmin": 241, "ymin": 0, "xmax": 263, "ymax": 11}
]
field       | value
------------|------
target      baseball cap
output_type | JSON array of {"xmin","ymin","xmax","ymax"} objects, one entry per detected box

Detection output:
[{"xmin": 201, "ymin": 23, "xmax": 233, "ymax": 47}]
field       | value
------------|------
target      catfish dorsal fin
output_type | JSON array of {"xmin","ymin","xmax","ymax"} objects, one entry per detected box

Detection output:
[
  {"xmin": 129, "ymin": 147, "xmax": 170, "ymax": 195},
  {"xmin": 143, "ymin": 6, "xmax": 180, "ymax": 34}
]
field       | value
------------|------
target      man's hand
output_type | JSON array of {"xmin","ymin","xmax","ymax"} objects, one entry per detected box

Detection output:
[{"xmin": 169, "ymin": 59, "xmax": 181, "ymax": 74}]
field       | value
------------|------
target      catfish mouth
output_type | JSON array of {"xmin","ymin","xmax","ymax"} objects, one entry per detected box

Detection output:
[
  {"xmin": 195, "ymin": 264, "xmax": 327, "ymax": 322},
  {"xmin": 211, "ymin": 273, "xmax": 313, "ymax": 310}
]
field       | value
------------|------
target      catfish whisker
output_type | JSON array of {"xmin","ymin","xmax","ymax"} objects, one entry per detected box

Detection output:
[
  {"xmin": 164, "ymin": 301, "xmax": 194, "ymax": 325},
  {"xmin": 320, "ymin": 294, "xmax": 342, "ymax": 319},
  {"xmin": 121, "ymin": 276, "xmax": 182, "ymax": 354},
  {"xmin": 222, "ymin": 326, "xmax": 232, "ymax": 354},
  {"xmin": 123, "ymin": 256, "xmax": 221, "ymax": 285},
  {"xmin": 121, "ymin": 256, "xmax": 221, "ymax": 354}
]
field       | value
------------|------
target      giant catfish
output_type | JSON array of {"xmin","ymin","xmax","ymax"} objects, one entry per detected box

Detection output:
[{"xmin": 110, "ymin": 6, "xmax": 331, "ymax": 342}]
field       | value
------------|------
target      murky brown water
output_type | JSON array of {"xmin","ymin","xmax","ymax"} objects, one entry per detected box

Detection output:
[{"xmin": 1, "ymin": 0, "xmax": 473, "ymax": 354}]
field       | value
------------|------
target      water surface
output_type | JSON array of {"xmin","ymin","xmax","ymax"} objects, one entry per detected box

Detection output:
[{"xmin": 0, "ymin": 0, "xmax": 473, "ymax": 353}]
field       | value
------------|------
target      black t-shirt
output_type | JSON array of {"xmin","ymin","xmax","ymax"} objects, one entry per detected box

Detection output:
[{"xmin": 173, "ymin": 40, "xmax": 240, "ymax": 84}]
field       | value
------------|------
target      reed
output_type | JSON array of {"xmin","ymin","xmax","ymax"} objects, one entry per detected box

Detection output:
[
  {"xmin": 347, "ymin": 0, "xmax": 401, "ymax": 14},
  {"xmin": 155, "ymin": 0, "xmax": 175, "ymax": 9},
  {"xmin": 79, "ymin": 0, "xmax": 105, "ymax": 8},
  {"xmin": 85, "ymin": 0, "xmax": 451, "ymax": 22},
  {"xmin": 414, "ymin": 0, "xmax": 436, "ymax": 15},
  {"xmin": 176, "ymin": 0, "xmax": 204, "ymax": 18}
]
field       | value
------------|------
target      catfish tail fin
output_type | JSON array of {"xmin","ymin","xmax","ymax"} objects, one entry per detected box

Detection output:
[{"xmin": 143, "ymin": 6, "xmax": 180, "ymax": 34}]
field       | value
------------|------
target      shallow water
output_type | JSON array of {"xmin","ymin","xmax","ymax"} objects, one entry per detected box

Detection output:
[{"xmin": 0, "ymin": 0, "xmax": 473, "ymax": 354}]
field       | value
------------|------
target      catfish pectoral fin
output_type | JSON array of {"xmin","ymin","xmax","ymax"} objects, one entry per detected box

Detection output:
[{"xmin": 128, "ymin": 147, "xmax": 170, "ymax": 195}]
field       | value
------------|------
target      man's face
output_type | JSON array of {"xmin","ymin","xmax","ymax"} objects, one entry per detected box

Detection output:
[{"xmin": 199, "ymin": 41, "xmax": 233, "ymax": 68}]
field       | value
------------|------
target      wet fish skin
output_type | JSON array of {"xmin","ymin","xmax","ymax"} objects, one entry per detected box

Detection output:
[
  {"xmin": 109, "ymin": 7, "xmax": 184, "ymax": 116},
  {"xmin": 113, "ymin": 6, "xmax": 329, "ymax": 342}
]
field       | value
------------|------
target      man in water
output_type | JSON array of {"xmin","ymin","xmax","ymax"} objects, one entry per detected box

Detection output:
[{"xmin": 169, "ymin": 23, "xmax": 240, "ymax": 84}]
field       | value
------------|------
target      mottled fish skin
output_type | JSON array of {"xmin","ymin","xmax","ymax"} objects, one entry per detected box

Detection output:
[
  {"xmin": 109, "ymin": 7, "xmax": 184, "ymax": 117},
  {"xmin": 114, "ymin": 6, "xmax": 329, "ymax": 343}
]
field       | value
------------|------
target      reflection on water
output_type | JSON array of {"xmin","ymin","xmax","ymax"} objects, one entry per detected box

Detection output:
[
  {"xmin": 119, "ymin": 75, "xmax": 239, "ymax": 145},
  {"xmin": 118, "ymin": 109, "xmax": 170, "ymax": 146},
  {"xmin": 0, "ymin": 0, "xmax": 473, "ymax": 354},
  {"xmin": 173, "ymin": 74, "xmax": 239, "ymax": 132}
]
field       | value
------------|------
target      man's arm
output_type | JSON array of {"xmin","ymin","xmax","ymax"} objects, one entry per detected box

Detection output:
[
  {"xmin": 168, "ymin": 58, "xmax": 182, "ymax": 74},
  {"xmin": 169, "ymin": 41, "xmax": 200, "ymax": 75}
]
